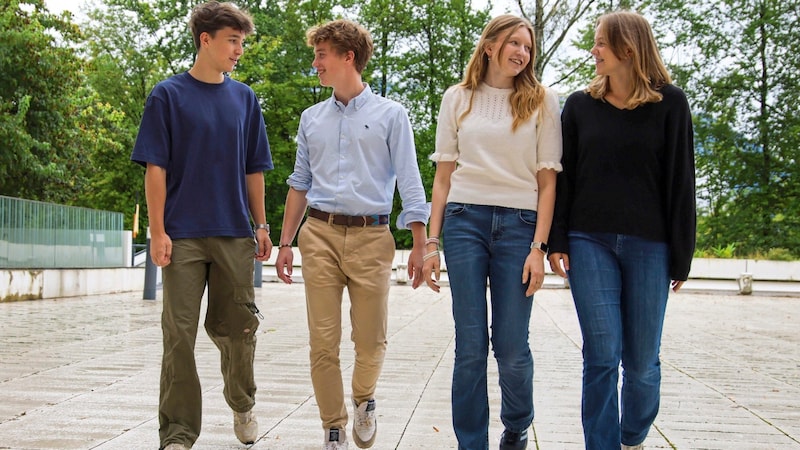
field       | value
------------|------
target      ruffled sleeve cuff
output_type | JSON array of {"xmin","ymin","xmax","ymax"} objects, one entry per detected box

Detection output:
[
  {"xmin": 429, "ymin": 152, "xmax": 458, "ymax": 163},
  {"xmin": 537, "ymin": 161, "xmax": 563, "ymax": 173}
]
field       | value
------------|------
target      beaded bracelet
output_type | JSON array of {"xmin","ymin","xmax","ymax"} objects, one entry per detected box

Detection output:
[
  {"xmin": 425, "ymin": 237, "xmax": 440, "ymax": 247},
  {"xmin": 423, "ymin": 250, "xmax": 440, "ymax": 261}
]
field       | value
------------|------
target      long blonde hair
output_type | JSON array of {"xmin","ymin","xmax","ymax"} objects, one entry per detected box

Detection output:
[
  {"xmin": 459, "ymin": 15, "xmax": 545, "ymax": 131},
  {"xmin": 587, "ymin": 11, "xmax": 672, "ymax": 108}
]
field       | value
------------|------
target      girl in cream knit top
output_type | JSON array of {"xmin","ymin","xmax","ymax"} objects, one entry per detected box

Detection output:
[{"xmin": 421, "ymin": 14, "xmax": 563, "ymax": 450}]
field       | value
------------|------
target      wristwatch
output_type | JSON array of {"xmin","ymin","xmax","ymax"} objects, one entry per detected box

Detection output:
[
  {"xmin": 530, "ymin": 241, "xmax": 548, "ymax": 253},
  {"xmin": 254, "ymin": 223, "xmax": 270, "ymax": 233}
]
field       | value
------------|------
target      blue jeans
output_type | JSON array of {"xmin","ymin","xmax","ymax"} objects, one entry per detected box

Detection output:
[
  {"xmin": 443, "ymin": 203, "xmax": 537, "ymax": 450},
  {"xmin": 567, "ymin": 231, "xmax": 670, "ymax": 449}
]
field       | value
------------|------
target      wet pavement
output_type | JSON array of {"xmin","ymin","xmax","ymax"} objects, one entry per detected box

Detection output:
[{"xmin": 0, "ymin": 281, "xmax": 799, "ymax": 449}]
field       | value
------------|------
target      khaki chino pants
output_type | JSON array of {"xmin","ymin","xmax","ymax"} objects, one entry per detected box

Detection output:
[
  {"xmin": 159, "ymin": 237, "xmax": 259, "ymax": 448},
  {"xmin": 298, "ymin": 217, "xmax": 396, "ymax": 430}
]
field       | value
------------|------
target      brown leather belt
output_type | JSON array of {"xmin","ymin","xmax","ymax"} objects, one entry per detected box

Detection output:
[{"xmin": 308, "ymin": 207, "xmax": 389, "ymax": 227}]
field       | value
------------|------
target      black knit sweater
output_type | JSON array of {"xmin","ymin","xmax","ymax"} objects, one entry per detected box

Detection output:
[{"xmin": 549, "ymin": 85, "xmax": 697, "ymax": 280}]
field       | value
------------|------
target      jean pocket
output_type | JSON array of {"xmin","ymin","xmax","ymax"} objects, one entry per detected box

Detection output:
[
  {"xmin": 444, "ymin": 202, "xmax": 467, "ymax": 218},
  {"xmin": 518, "ymin": 209, "xmax": 538, "ymax": 226}
]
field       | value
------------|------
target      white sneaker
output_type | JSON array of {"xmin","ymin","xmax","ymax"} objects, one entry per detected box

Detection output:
[
  {"xmin": 622, "ymin": 444, "xmax": 644, "ymax": 450},
  {"xmin": 352, "ymin": 399, "xmax": 376, "ymax": 448},
  {"xmin": 233, "ymin": 409, "xmax": 258, "ymax": 444},
  {"xmin": 163, "ymin": 444, "xmax": 189, "ymax": 450},
  {"xmin": 324, "ymin": 428, "xmax": 348, "ymax": 450}
]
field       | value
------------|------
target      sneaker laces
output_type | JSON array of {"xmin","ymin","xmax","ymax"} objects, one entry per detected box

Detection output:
[
  {"xmin": 234, "ymin": 410, "xmax": 252, "ymax": 426},
  {"xmin": 355, "ymin": 409, "xmax": 374, "ymax": 428},
  {"xmin": 354, "ymin": 400, "xmax": 375, "ymax": 439}
]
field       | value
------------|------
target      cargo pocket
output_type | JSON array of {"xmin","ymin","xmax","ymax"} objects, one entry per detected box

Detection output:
[{"xmin": 233, "ymin": 285, "xmax": 261, "ymax": 339}]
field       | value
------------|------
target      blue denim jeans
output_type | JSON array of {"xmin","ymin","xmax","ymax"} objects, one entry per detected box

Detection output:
[
  {"xmin": 567, "ymin": 231, "xmax": 670, "ymax": 449},
  {"xmin": 443, "ymin": 203, "xmax": 537, "ymax": 450}
]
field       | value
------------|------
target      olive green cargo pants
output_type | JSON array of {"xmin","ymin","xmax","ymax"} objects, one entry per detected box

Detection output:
[{"xmin": 158, "ymin": 237, "xmax": 260, "ymax": 448}]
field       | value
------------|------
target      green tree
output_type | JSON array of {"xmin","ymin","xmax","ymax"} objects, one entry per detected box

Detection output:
[
  {"xmin": 652, "ymin": 0, "xmax": 800, "ymax": 257},
  {"xmin": 78, "ymin": 1, "xmax": 179, "ymax": 233},
  {"xmin": 0, "ymin": 0, "xmax": 91, "ymax": 203}
]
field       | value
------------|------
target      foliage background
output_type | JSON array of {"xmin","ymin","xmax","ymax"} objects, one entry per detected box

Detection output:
[{"xmin": 2, "ymin": 0, "xmax": 797, "ymax": 259}]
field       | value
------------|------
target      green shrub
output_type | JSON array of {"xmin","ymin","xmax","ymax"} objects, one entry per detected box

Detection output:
[
  {"xmin": 765, "ymin": 248, "xmax": 796, "ymax": 261},
  {"xmin": 711, "ymin": 243, "xmax": 737, "ymax": 258},
  {"xmin": 694, "ymin": 246, "xmax": 797, "ymax": 261}
]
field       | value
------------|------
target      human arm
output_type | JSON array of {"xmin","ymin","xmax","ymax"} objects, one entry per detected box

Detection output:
[
  {"xmin": 524, "ymin": 168, "xmax": 556, "ymax": 296},
  {"xmin": 406, "ymin": 221, "xmax": 428, "ymax": 289},
  {"xmin": 547, "ymin": 164, "xmax": 571, "ymax": 278},
  {"xmin": 386, "ymin": 104, "xmax": 430, "ymax": 287},
  {"xmin": 275, "ymin": 187, "xmax": 308, "ymax": 284},
  {"xmin": 246, "ymin": 171, "xmax": 272, "ymax": 261},
  {"xmin": 664, "ymin": 86, "xmax": 697, "ymax": 286},
  {"xmin": 422, "ymin": 87, "xmax": 462, "ymax": 292},
  {"xmin": 548, "ymin": 92, "xmax": 578, "ymax": 278},
  {"xmin": 524, "ymin": 90, "xmax": 563, "ymax": 293},
  {"xmin": 422, "ymin": 161, "xmax": 455, "ymax": 292},
  {"xmin": 144, "ymin": 163, "xmax": 171, "ymax": 267}
]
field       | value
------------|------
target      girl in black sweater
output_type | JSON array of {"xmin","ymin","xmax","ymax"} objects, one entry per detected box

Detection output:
[{"xmin": 547, "ymin": 10, "xmax": 696, "ymax": 450}]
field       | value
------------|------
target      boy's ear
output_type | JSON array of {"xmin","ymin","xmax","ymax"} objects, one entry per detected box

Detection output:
[{"xmin": 199, "ymin": 31, "xmax": 215, "ymax": 48}]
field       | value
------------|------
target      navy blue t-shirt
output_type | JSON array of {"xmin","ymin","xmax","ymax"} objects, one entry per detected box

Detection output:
[{"xmin": 131, "ymin": 72, "xmax": 272, "ymax": 239}]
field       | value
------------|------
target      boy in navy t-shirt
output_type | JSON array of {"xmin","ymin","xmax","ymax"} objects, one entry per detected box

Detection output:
[{"xmin": 130, "ymin": 2, "xmax": 272, "ymax": 449}]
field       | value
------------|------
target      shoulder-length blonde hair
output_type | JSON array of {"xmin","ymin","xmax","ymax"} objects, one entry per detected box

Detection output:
[
  {"xmin": 586, "ymin": 10, "xmax": 672, "ymax": 108},
  {"xmin": 459, "ymin": 15, "xmax": 545, "ymax": 131}
]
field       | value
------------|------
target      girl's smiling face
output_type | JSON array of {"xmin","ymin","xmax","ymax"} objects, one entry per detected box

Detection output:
[
  {"xmin": 591, "ymin": 24, "xmax": 627, "ymax": 77},
  {"xmin": 486, "ymin": 26, "xmax": 533, "ymax": 82}
]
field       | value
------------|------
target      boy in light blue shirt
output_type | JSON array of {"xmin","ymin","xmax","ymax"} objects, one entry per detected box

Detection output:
[{"xmin": 274, "ymin": 19, "xmax": 428, "ymax": 450}]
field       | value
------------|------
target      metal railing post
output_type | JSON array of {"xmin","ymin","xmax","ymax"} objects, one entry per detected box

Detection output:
[
  {"xmin": 143, "ymin": 227, "xmax": 157, "ymax": 300},
  {"xmin": 254, "ymin": 259, "xmax": 263, "ymax": 288}
]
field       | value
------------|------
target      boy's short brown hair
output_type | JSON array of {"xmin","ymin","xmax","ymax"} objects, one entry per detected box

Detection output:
[
  {"xmin": 189, "ymin": 1, "xmax": 254, "ymax": 50},
  {"xmin": 306, "ymin": 19, "xmax": 374, "ymax": 73}
]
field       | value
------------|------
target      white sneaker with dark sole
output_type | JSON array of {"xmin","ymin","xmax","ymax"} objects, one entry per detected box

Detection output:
[
  {"xmin": 233, "ymin": 409, "xmax": 258, "ymax": 444},
  {"xmin": 352, "ymin": 399, "xmax": 376, "ymax": 448}
]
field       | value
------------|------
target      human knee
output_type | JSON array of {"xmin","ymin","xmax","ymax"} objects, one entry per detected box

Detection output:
[
  {"xmin": 622, "ymin": 359, "xmax": 661, "ymax": 383},
  {"xmin": 205, "ymin": 304, "xmax": 260, "ymax": 340}
]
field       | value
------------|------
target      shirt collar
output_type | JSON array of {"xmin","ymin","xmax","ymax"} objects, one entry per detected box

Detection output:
[{"xmin": 330, "ymin": 83, "xmax": 373, "ymax": 112}]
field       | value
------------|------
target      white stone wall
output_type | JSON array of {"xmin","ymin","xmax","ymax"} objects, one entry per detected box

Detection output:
[{"xmin": 1, "ymin": 268, "xmax": 145, "ymax": 302}]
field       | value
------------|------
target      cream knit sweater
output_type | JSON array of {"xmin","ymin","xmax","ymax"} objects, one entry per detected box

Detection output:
[{"xmin": 431, "ymin": 83, "xmax": 563, "ymax": 211}]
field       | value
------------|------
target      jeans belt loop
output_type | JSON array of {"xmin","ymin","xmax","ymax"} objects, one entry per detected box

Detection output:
[{"xmin": 327, "ymin": 213, "xmax": 334, "ymax": 226}]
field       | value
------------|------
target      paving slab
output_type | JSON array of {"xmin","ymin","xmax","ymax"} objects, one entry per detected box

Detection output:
[{"xmin": 0, "ymin": 283, "xmax": 799, "ymax": 449}]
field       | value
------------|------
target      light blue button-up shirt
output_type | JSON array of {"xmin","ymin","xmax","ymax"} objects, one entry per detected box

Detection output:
[{"xmin": 288, "ymin": 85, "xmax": 429, "ymax": 229}]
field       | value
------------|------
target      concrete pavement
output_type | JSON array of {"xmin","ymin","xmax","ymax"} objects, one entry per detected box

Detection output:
[{"xmin": 0, "ymin": 282, "xmax": 799, "ymax": 449}]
